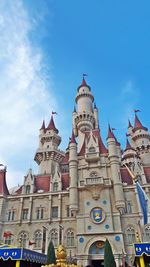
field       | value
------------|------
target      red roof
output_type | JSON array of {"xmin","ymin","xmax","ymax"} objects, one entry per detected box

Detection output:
[
  {"xmin": 0, "ymin": 169, "xmax": 9, "ymax": 195},
  {"xmin": 70, "ymin": 130, "xmax": 76, "ymax": 144},
  {"xmin": 81, "ymin": 77, "xmax": 87, "ymax": 86},
  {"xmin": 120, "ymin": 168, "xmax": 133, "ymax": 185},
  {"xmin": 15, "ymin": 186, "xmax": 23, "ymax": 194},
  {"xmin": 78, "ymin": 129, "xmax": 108, "ymax": 156},
  {"xmin": 133, "ymin": 114, "xmax": 148, "ymax": 132},
  {"xmin": 77, "ymin": 77, "xmax": 91, "ymax": 92},
  {"xmin": 47, "ymin": 115, "xmax": 59, "ymax": 133},
  {"xmin": 61, "ymin": 152, "xmax": 69, "ymax": 164},
  {"xmin": 40, "ymin": 120, "xmax": 45, "ymax": 130},
  {"xmin": 107, "ymin": 124, "xmax": 115, "ymax": 139},
  {"xmin": 125, "ymin": 139, "xmax": 132, "ymax": 151},
  {"xmin": 94, "ymin": 129, "xmax": 108, "ymax": 153},
  {"xmin": 35, "ymin": 175, "xmax": 51, "ymax": 192},
  {"xmin": 61, "ymin": 174, "xmax": 69, "ymax": 190},
  {"xmin": 128, "ymin": 119, "xmax": 132, "ymax": 128}
]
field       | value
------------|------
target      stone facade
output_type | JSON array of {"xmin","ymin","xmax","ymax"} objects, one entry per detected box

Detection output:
[{"xmin": 0, "ymin": 78, "xmax": 150, "ymax": 267}]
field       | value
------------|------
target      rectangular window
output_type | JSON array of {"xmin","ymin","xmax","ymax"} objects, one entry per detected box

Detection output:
[
  {"xmin": 125, "ymin": 201, "xmax": 132, "ymax": 214},
  {"xmin": 36, "ymin": 208, "xmax": 44, "ymax": 219},
  {"xmin": 8, "ymin": 210, "xmax": 15, "ymax": 221},
  {"xmin": 66, "ymin": 206, "xmax": 70, "ymax": 217},
  {"xmin": 52, "ymin": 207, "xmax": 58, "ymax": 218},
  {"xmin": 22, "ymin": 209, "xmax": 28, "ymax": 220},
  {"xmin": 8, "ymin": 211, "xmax": 11, "ymax": 221}
]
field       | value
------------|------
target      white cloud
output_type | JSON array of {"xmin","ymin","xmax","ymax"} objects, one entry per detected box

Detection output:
[
  {"xmin": 0, "ymin": 0, "xmax": 57, "ymax": 188},
  {"xmin": 119, "ymin": 79, "xmax": 140, "ymax": 128}
]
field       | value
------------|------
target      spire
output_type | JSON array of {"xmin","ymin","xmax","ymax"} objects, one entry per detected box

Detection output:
[
  {"xmin": 107, "ymin": 124, "xmax": 115, "ymax": 139},
  {"xmin": 47, "ymin": 115, "xmax": 59, "ymax": 134},
  {"xmin": 94, "ymin": 102, "xmax": 97, "ymax": 109},
  {"xmin": 40, "ymin": 120, "xmax": 45, "ymax": 130},
  {"xmin": 134, "ymin": 114, "xmax": 148, "ymax": 131},
  {"xmin": 128, "ymin": 119, "xmax": 132, "ymax": 128},
  {"xmin": 81, "ymin": 77, "xmax": 87, "ymax": 86},
  {"xmin": 125, "ymin": 139, "xmax": 132, "ymax": 150},
  {"xmin": 70, "ymin": 130, "xmax": 76, "ymax": 144},
  {"xmin": 77, "ymin": 75, "xmax": 91, "ymax": 92}
]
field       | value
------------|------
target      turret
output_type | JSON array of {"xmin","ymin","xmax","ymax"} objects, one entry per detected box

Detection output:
[
  {"xmin": 69, "ymin": 131, "xmax": 78, "ymax": 214},
  {"xmin": 129, "ymin": 113, "xmax": 150, "ymax": 164},
  {"xmin": 34, "ymin": 115, "xmax": 65, "ymax": 174},
  {"xmin": 107, "ymin": 125, "xmax": 125, "ymax": 211},
  {"xmin": 122, "ymin": 139, "xmax": 147, "ymax": 184},
  {"xmin": 73, "ymin": 77, "xmax": 97, "ymax": 150},
  {"xmin": 93, "ymin": 103, "xmax": 99, "ymax": 129}
]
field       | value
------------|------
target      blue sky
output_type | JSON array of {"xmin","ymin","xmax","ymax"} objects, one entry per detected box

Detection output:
[{"xmin": 0, "ymin": 0, "xmax": 150, "ymax": 188}]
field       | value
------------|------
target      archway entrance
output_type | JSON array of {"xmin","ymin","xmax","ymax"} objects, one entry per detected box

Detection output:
[{"xmin": 88, "ymin": 240, "xmax": 104, "ymax": 267}]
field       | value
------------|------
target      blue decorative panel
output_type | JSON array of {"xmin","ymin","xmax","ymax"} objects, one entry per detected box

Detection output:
[
  {"xmin": 79, "ymin": 237, "xmax": 84, "ymax": 243},
  {"xmin": 0, "ymin": 248, "xmax": 22, "ymax": 260},
  {"xmin": 86, "ymin": 201, "xmax": 90, "ymax": 206},
  {"xmin": 88, "ymin": 225, "xmax": 92, "ymax": 230},
  {"xmin": 103, "ymin": 200, "xmax": 107, "ymax": 205},
  {"xmin": 0, "ymin": 247, "xmax": 47, "ymax": 263},
  {"xmin": 105, "ymin": 224, "xmax": 109, "ymax": 229},
  {"xmin": 134, "ymin": 243, "xmax": 150, "ymax": 256},
  {"xmin": 115, "ymin": 236, "xmax": 120, "ymax": 241}
]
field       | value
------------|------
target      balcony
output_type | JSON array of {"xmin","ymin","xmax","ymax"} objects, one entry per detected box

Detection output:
[{"xmin": 79, "ymin": 177, "xmax": 112, "ymax": 187}]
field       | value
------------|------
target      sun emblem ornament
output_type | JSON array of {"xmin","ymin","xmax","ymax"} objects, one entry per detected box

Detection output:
[{"xmin": 90, "ymin": 207, "xmax": 105, "ymax": 224}]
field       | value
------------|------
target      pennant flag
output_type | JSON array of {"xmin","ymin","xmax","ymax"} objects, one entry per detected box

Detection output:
[
  {"xmin": 134, "ymin": 109, "xmax": 141, "ymax": 113},
  {"xmin": 3, "ymin": 231, "xmax": 13, "ymax": 238},
  {"xmin": 136, "ymin": 181, "xmax": 148, "ymax": 225},
  {"xmin": 29, "ymin": 241, "xmax": 36, "ymax": 246},
  {"xmin": 52, "ymin": 111, "xmax": 57, "ymax": 115}
]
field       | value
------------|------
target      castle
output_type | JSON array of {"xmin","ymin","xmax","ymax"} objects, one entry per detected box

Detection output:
[{"xmin": 0, "ymin": 77, "xmax": 150, "ymax": 267}]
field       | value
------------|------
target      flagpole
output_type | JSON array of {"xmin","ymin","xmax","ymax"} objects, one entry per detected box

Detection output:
[{"xmin": 15, "ymin": 260, "xmax": 20, "ymax": 267}]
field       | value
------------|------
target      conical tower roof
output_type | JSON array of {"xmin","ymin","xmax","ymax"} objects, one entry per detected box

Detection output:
[
  {"xmin": 40, "ymin": 120, "xmax": 45, "ymax": 130},
  {"xmin": 134, "ymin": 114, "xmax": 148, "ymax": 131},
  {"xmin": 77, "ymin": 76, "xmax": 91, "ymax": 92},
  {"xmin": 47, "ymin": 115, "xmax": 59, "ymax": 134},
  {"xmin": 125, "ymin": 139, "xmax": 133, "ymax": 151},
  {"xmin": 70, "ymin": 130, "xmax": 76, "ymax": 144},
  {"xmin": 107, "ymin": 124, "xmax": 115, "ymax": 139},
  {"xmin": 128, "ymin": 119, "xmax": 132, "ymax": 128}
]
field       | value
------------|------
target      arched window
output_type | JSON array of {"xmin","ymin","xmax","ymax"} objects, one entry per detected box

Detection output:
[
  {"xmin": 26, "ymin": 185, "xmax": 30, "ymax": 194},
  {"xmin": 66, "ymin": 229, "xmax": 74, "ymax": 247},
  {"xmin": 145, "ymin": 225, "xmax": 150, "ymax": 242},
  {"xmin": 125, "ymin": 227, "xmax": 135, "ymax": 244},
  {"xmin": 19, "ymin": 232, "xmax": 28, "ymax": 248},
  {"xmin": 50, "ymin": 229, "xmax": 58, "ymax": 247},
  {"xmin": 89, "ymin": 147, "xmax": 96, "ymax": 153},
  {"xmin": 53, "ymin": 182, "xmax": 58, "ymax": 192},
  {"xmin": 34, "ymin": 230, "xmax": 42, "ymax": 248}
]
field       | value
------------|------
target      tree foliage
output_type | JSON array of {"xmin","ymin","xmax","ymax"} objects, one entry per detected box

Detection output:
[
  {"xmin": 104, "ymin": 239, "xmax": 116, "ymax": 267},
  {"xmin": 47, "ymin": 240, "xmax": 56, "ymax": 264}
]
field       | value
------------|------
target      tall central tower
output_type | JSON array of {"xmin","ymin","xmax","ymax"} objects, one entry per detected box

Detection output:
[{"xmin": 72, "ymin": 77, "xmax": 99, "ymax": 149}]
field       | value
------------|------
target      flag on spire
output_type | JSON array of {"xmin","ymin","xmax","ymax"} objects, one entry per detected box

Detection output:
[{"xmin": 134, "ymin": 109, "xmax": 141, "ymax": 113}]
